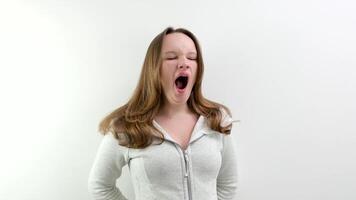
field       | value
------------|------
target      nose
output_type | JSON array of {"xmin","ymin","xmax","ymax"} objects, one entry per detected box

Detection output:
[
  {"xmin": 178, "ymin": 64, "xmax": 189, "ymax": 69},
  {"xmin": 177, "ymin": 57, "xmax": 190, "ymax": 69}
]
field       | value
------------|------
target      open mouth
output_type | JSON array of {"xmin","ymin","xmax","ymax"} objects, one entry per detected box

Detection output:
[{"xmin": 175, "ymin": 75, "xmax": 189, "ymax": 90}]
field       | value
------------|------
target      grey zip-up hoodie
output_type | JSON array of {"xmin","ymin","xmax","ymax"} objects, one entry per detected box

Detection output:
[{"xmin": 88, "ymin": 111, "xmax": 238, "ymax": 200}]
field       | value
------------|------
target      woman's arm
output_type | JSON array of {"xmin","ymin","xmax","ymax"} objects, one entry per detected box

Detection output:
[
  {"xmin": 88, "ymin": 133, "xmax": 129, "ymax": 200},
  {"xmin": 217, "ymin": 133, "xmax": 239, "ymax": 200},
  {"xmin": 217, "ymin": 108, "xmax": 239, "ymax": 199}
]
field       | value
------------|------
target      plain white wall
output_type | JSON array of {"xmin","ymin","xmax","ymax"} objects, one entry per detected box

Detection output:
[{"xmin": 1, "ymin": 0, "xmax": 355, "ymax": 199}]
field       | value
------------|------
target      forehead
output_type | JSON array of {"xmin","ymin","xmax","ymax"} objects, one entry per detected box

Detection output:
[{"xmin": 161, "ymin": 32, "xmax": 197, "ymax": 53}]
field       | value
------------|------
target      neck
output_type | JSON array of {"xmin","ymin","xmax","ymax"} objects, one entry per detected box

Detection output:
[{"xmin": 158, "ymin": 101, "xmax": 191, "ymax": 118}]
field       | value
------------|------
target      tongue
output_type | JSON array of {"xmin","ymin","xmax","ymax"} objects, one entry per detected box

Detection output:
[{"xmin": 177, "ymin": 80, "xmax": 184, "ymax": 89}]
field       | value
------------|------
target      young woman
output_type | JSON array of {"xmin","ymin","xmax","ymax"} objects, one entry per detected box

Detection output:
[{"xmin": 88, "ymin": 27, "xmax": 238, "ymax": 200}]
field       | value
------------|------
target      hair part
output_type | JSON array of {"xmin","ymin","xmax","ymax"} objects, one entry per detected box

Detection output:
[{"xmin": 98, "ymin": 27, "xmax": 232, "ymax": 149}]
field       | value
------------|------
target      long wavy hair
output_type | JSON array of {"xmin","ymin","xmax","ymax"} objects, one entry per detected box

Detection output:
[{"xmin": 98, "ymin": 27, "xmax": 232, "ymax": 148}]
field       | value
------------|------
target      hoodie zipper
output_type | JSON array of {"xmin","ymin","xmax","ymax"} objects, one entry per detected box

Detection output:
[
  {"xmin": 152, "ymin": 118, "xmax": 204, "ymax": 200},
  {"xmin": 183, "ymin": 149, "xmax": 193, "ymax": 200}
]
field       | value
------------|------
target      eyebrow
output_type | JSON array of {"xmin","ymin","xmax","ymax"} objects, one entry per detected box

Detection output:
[{"xmin": 163, "ymin": 51, "xmax": 197, "ymax": 55}]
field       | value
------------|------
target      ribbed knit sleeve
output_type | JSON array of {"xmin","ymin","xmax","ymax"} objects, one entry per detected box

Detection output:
[{"xmin": 88, "ymin": 133, "xmax": 129, "ymax": 200}]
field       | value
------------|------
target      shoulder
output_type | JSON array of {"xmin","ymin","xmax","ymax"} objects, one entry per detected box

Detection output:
[
  {"xmin": 102, "ymin": 132, "xmax": 122, "ymax": 147},
  {"xmin": 219, "ymin": 106, "xmax": 233, "ymax": 127},
  {"xmin": 99, "ymin": 132, "xmax": 129, "ymax": 160}
]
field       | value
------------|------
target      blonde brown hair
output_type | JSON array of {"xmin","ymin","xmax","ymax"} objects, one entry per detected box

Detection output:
[{"xmin": 98, "ymin": 27, "xmax": 232, "ymax": 148}]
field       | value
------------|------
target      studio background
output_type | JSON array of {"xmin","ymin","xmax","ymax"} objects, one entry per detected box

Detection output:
[{"xmin": 0, "ymin": 0, "xmax": 355, "ymax": 200}]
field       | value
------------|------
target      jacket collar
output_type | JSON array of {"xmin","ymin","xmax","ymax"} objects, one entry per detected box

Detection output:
[{"xmin": 152, "ymin": 115, "xmax": 213, "ymax": 145}]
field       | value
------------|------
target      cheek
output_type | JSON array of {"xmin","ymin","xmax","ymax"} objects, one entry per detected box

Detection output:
[
  {"xmin": 160, "ymin": 64, "xmax": 174, "ymax": 85},
  {"xmin": 190, "ymin": 61, "xmax": 198, "ymax": 70}
]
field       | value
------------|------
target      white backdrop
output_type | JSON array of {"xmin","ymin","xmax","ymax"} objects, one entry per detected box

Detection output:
[{"xmin": 1, "ymin": 0, "xmax": 355, "ymax": 200}]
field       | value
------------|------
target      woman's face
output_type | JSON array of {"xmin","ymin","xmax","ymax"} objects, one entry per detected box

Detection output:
[{"xmin": 160, "ymin": 32, "xmax": 198, "ymax": 106}]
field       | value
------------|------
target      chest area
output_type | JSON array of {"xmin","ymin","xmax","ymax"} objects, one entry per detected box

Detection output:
[
  {"xmin": 128, "ymin": 134, "xmax": 223, "ymax": 182},
  {"xmin": 155, "ymin": 117, "xmax": 198, "ymax": 150}
]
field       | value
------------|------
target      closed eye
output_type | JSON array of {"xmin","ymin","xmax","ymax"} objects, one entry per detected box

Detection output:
[{"xmin": 166, "ymin": 57, "xmax": 177, "ymax": 60}]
